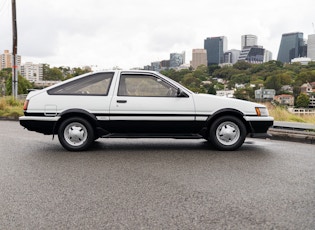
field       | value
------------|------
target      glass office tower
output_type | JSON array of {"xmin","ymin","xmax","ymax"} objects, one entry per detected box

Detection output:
[
  {"xmin": 204, "ymin": 36, "xmax": 227, "ymax": 66},
  {"xmin": 277, "ymin": 32, "xmax": 304, "ymax": 63}
]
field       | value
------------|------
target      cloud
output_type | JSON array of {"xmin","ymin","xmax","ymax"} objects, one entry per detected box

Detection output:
[{"xmin": 0, "ymin": 0, "xmax": 314, "ymax": 69}]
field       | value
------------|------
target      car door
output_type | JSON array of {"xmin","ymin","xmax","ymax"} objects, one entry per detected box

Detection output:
[{"xmin": 108, "ymin": 72, "xmax": 196, "ymax": 134}]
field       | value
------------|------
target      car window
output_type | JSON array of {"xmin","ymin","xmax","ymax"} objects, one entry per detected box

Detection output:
[
  {"xmin": 118, "ymin": 74, "xmax": 178, "ymax": 97},
  {"xmin": 48, "ymin": 72, "xmax": 114, "ymax": 95}
]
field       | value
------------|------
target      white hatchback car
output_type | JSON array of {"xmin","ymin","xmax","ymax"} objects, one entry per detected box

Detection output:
[{"xmin": 20, "ymin": 70, "xmax": 273, "ymax": 151}]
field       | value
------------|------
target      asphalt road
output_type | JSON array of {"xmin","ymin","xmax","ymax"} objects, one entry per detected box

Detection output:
[{"xmin": 0, "ymin": 120, "xmax": 314, "ymax": 229}]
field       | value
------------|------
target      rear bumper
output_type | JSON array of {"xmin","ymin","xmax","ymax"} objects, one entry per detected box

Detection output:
[{"xmin": 19, "ymin": 116, "xmax": 60, "ymax": 135}]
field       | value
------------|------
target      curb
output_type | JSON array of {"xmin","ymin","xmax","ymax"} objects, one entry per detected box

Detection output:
[
  {"xmin": 0, "ymin": 117, "xmax": 19, "ymax": 121},
  {"xmin": 268, "ymin": 128, "xmax": 315, "ymax": 144}
]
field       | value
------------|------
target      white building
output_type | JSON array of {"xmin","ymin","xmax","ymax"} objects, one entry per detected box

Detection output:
[
  {"xmin": 291, "ymin": 57, "xmax": 312, "ymax": 65},
  {"xmin": 216, "ymin": 89, "xmax": 235, "ymax": 98},
  {"xmin": 20, "ymin": 62, "xmax": 44, "ymax": 82},
  {"xmin": 241, "ymin": 34, "xmax": 258, "ymax": 49},
  {"xmin": 307, "ymin": 34, "xmax": 315, "ymax": 60},
  {"xmin": 223, "ymin": 49, "xmax": 241, "ymax": 64}
]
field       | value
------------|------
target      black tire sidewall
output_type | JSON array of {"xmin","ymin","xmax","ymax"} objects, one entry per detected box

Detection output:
[
  {"xmin": 58, "ymin": 117, "xmax": 94, "ymax": 151},
  {"xmin": 209, "ymin": 116, "xmax": 247, "ymax": 151}
]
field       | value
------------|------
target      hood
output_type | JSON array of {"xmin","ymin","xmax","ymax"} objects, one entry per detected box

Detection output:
[{"xmin": 193, "ymin": 93, "xmax": 266, "ymax": 116}]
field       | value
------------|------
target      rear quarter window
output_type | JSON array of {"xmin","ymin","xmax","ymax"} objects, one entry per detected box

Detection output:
[{"xmin": 48, "ymin": 72, "xmax": 114, "ymax": 96}]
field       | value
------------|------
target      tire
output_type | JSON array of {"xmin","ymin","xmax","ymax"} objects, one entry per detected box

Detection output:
[
  {"xmin": 58, "ymin": 117, "xmax": 94, "ymax": 151},
  {"xmin": 209, "ymin": 116, "xmax": 247, "ymax": 151}
]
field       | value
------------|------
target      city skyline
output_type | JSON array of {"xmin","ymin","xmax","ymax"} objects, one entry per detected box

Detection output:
[
  {"xmin": 0, "ymin": 0, "xmax": 314, "ymax": 69},
  {"xmin": 1, "ymin": 30, "xmax": 314, "ymax": 74}
]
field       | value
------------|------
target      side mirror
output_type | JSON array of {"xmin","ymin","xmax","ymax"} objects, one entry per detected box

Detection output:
[{"xmin": 177, "ymin": 88, "xmax": 188, "ymax": 97}]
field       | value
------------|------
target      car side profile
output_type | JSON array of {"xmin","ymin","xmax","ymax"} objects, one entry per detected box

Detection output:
[{"xmin": 19, "ymin": 70, "xmax": 274, "ymax": 151}]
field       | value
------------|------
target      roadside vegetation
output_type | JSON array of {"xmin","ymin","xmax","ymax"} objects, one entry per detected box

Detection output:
[
  {"xmin": 0, "ymin": 96, "xmax": 24, "ymax": 119},
  {"xmin": 264, "ymin": 103, "xmax": 315, "ymax": 124}
]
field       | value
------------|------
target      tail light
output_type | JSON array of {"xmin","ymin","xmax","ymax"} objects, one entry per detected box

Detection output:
[{"xmin": 23, "ymin": 100, "xmax": 29, "ymax": 110}]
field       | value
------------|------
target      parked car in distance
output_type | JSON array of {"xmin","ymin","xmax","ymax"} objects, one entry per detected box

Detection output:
[{"xmin": 19, "ymin": 70, "xmax": 273, "ymax": 151}]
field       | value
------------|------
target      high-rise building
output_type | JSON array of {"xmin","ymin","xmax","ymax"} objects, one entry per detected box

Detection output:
[
  {"xmin": 264, "ymin": 50, "xmax": 273, "ymax": 62},
  {"xmin": 170, "ymin": 52, "xmax": 185, "ymax": 68},
  {"xmin": 0, "ymin": 50, "xmax": 21, "ymax": 70},
  {"xmin": 20, "ymin": 62, "xmax": 44, "ymax": 82},
  {"xmin": 204, "ymin": 36, "xmax": 227, "ymax": 66},
  {"xmin": 307, "ymin": 34, "xmax": 315, "ymax": 60},
  {"xmin": 241, "ymin": 35, "xmax": 258, "ymax": 49},
  {"xmin": 191, "ymin": 49, "xmax": 207, "ymax": 69},
  {"xmin": 238, "ymin": 46, "xmax": 272, "ymax": 63},
  {"xmin": 277, "ymin": 32, "xmax": 305, "ymax": 63},
  {"xmin": 151, "ymin": 61, "xmax": 161, "ymax": 72},
  {"xmin": 223, "ymin": 49, "xmax": 241, "ymax": 64}
]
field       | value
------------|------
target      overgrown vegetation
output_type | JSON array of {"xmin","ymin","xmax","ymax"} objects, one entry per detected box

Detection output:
[
  {"xmin": 0, "ymin": 97, "xmax": 24, "ymax": 118},
  {"xmin": 264, "ymin": 103, "xmax": 315, "ymax": 124}
]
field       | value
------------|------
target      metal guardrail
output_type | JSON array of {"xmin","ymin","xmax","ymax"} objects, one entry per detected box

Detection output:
[
  {"xmin": 273, "ymin": 121, "xmax": 315, "ymax": 131},
  {"xmin": 268, "ymin": 121, "xmax": 315, "ymax": 144}
]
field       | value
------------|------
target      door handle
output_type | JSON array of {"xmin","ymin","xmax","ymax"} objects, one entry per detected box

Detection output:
[{"xmin": 117, "ymin": 100, "xmax": 127, "ymax": 103}]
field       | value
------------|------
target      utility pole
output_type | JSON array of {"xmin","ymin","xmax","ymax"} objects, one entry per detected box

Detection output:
[{"xmin": 12, "ymin": 0, "xmax": 18, "ymax": 98}]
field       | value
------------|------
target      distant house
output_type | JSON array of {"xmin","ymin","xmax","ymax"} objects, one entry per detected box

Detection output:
[
  {"xmin": 280, "ymin": 85, "xmax": 293, "ymax": 93},
  {"xmin": 274, "ymin": 94, "xmax": 294, "ymax": 106},
  {"xmin": 299, "ymin": 83, "xmax": 315, "ymax": 108},
  {"xmin": 300, "ymin": 83, "xmax": 313, "ymax": 94},
  {"xmin": 255, "ymin": 88, "xmax": 276, "ymax": 100},
  {"xmin": 216, "ymin": 89, "xmax": 235, "ymax": 98}
]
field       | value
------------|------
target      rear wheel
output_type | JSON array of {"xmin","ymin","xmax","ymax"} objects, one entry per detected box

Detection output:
[
  {"xmin": 209, "ymin": 116, "xmax": 247, "ymax": 151},
  {"xmin": 58, "ymin": 117, "xmax": 94, "ymax": 151}
]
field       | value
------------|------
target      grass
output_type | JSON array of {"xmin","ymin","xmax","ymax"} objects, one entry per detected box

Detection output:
[
  {"xmin": 1, "ymin": 96, "xmax": 315, "ymax": 124},
  {"xmin": 263, "ymin": 103, "xmax": 315, "ymax": 124},
  {"xmin": 0, "ymin": 96, "xmax": 24, "ymax": 119}
]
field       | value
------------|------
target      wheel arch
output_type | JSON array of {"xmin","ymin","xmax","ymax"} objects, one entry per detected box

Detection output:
[
  {"xmin": 206, "ymin": 109, "xmax": 251, "ymax": 134},
  {"xmin": 54, "ymin": 109, "xmax": 100, "ymax": 135}
]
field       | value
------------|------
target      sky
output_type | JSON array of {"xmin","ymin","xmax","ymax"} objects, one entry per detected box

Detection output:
[{"xmin": 0, "ymin": 0, "xmax": 314, "ymax": 70}]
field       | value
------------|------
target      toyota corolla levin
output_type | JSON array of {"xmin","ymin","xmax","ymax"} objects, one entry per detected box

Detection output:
[{"xmin": 19, "ymin": 70, "xmax": 273, "ymax": 151}]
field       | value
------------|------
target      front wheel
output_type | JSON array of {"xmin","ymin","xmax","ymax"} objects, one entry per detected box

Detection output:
[
  {"xmin": 58, "ymin": 117, "xmax": 94, "ymax": 151},
  {"xmin": 209, "ymin": 116, "xmax": 247, "ymax": 151}
]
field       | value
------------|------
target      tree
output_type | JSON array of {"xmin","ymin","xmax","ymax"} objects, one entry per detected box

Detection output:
[
  {"xmin": 193, "ymin": 65, "xmax": 209, "ymax": 81},
  {"xmin": 234, "ymin": 87, "xmax": 254, "ymax": 101},
  {"xmin": 233, "ymin": 61, "xmax": 252, "ymax": 70},
  {"xmin": 208, "ymin": 64, "xmax": 221, "ymax": 76},
  {"xmin": 207, "ymin": 84, "xmax": 216, "ymax": 95},
  {"xmin": 6, "ymin": 75, "xmax": 33, "ymax": 95},
  {"xmin": 296, "ymin": 93, "xmax": 310, "ymax": 108},
  {"xmin": 264, "ymin": 75, "xmax": 281, "ymax": 93},
  {"xmin": 181, "ymin": 73, "xmax": 202, "ymax": 92},
  {"xmin": 212, "ymin": 66, "xmax": 239, "ymax": 80}
]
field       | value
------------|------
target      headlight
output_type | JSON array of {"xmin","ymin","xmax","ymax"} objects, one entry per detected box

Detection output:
[{"xmin": 255, "ymin": 107, "xmax": 269, "ymax": 116}]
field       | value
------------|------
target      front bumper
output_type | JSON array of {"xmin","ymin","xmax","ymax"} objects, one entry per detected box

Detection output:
[{"xmin": 244, "ymin": 116, "xmax": 274, "ymax": 137}]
